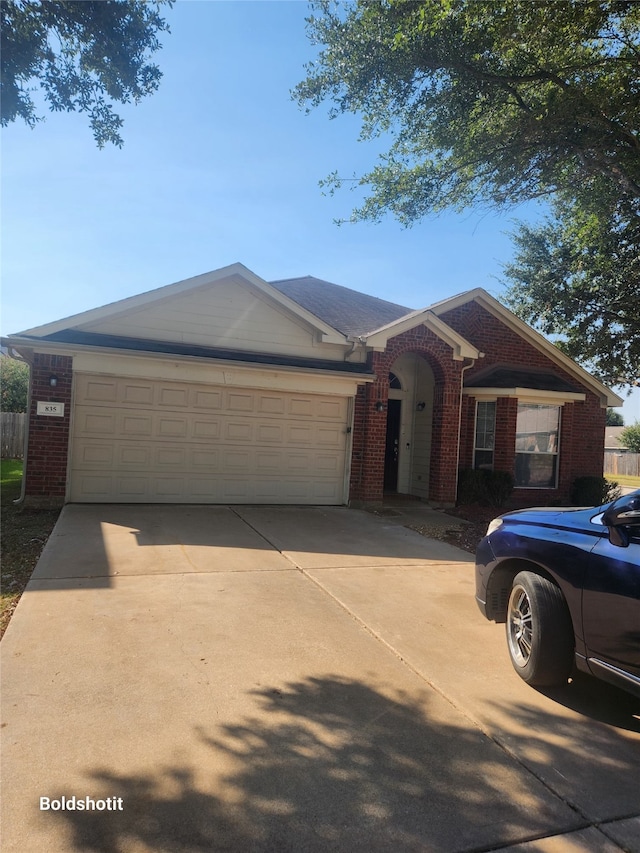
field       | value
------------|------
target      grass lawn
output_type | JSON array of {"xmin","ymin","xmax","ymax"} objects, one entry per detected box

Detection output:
[
  {"xmin": 1, "ymin": 460, "xmax": 61, "ymax": 639},
  {"xmin": 606, "ymin": 473, "xmax": 640, "ymax": 489}
]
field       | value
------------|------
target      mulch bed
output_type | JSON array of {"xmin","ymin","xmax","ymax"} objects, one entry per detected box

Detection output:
[
  {"xmin": 409, "ymin": 504, "xmax": 502, "ymax": 554},
  {"xmin": 1, "ymin": 485, "xmax": 61, "ymax": 639}
]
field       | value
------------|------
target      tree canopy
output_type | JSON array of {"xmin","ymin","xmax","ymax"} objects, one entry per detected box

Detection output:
[
  {"xmin": 501, "ymin": 188, "xmax": 640, "ymax": 387},
  {"xmin": 295, "ymin": 1, "xmax": 640, "ymax": 387},
  {"xmin": 1, "ymin": 0, "xmax": 173, "ymax": 147}
]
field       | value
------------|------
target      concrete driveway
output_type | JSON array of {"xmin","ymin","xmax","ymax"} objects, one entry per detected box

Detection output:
[{"xmin": 2, "ymin": 504, "xmax": 639, "ymax": 853}]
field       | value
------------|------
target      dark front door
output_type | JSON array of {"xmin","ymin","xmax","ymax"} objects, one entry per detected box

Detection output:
[{"xmin": 384, "ymin": 399, "xmax": 401, "ymax": 492}]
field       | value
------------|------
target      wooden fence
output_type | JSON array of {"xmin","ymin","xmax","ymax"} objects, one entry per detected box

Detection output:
[
  {"xmin": 604, "ymin": 449, "xmax": 640, "ymax": 478},
  {"xmin": 1, "ymin": 412, "xmax": 26, "ymax": 459}
]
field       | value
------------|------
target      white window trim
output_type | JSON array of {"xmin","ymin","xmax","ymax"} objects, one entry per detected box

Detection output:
[
  {"xmin": 473, "ymin": 400, "xmax": 496, "ymax": 470},
  {"xmin": 463, "ymin": 387, "xmax": 585, "ymax": 405}
]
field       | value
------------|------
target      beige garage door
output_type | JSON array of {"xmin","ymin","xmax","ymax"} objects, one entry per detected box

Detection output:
[{"xmin": 70, "ymin": 374, "xmax": 350, "ymax": 504}]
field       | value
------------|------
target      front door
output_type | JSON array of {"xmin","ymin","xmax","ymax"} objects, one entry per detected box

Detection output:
[{"xmin": 384, "ymin": 399, "xmax": 401, "ymax": 492}]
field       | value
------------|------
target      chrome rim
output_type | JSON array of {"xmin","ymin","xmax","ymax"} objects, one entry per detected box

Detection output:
[{"xmin": 507, "ymin": 584, "xmax": 533, "ymax": 668}]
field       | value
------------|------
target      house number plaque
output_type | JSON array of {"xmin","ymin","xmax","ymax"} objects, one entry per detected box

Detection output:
[{"xmin": 37, "ymin": 402, "xmax": 65, "ymax": 417}]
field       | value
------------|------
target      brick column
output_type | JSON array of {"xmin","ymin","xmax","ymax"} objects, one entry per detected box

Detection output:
[
  {"xmin": 494, "ymin": 397, "xmax": 517, "ymax": 475},
  {"xmin": 428, "ymin": 364, "xmax": 463, "ymax": 505},
  {"xmin": 458, "ymin": 395, "xmax": 476, "ymax": 471},
  {"xmin": 24, "ymin": 354, "xmax": 73, "ymax": 506},
  {"xmin": 349, "ymin": 369, "xmax": 389, "ymax": 505}
]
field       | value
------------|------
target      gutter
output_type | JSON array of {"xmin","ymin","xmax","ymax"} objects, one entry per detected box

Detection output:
[
  {"xmin": 2, "ymin": 335, "xmax": 376, "ymax": 382},
  {"xmin": 8, "ymin": 347, "xmax": 32, "ymax": 505},
  {"xmin": 455, "ymin": 357, "xmax": 478, "ymax": 505}
]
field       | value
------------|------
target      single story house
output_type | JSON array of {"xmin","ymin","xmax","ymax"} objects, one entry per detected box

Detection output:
[
  {"xmin": 3, "ymin": 262, "xmax": 622, "ymax": 508},
  {"xmin": 605, "ymin": 427, "xmax": 626, "ymax": 450}
]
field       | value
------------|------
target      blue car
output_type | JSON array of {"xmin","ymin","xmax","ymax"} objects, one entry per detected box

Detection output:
[{"xmin": 475, "ymin": 490, "xmax": 640, "ymax": 697}]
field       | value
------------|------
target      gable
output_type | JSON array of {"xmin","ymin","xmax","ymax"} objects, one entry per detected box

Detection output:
[
  {"xmin": 76, "ymin": 278, "xmax": 324, "ymax": 358},
  {"xmin": 16, "ymin": 264, "xmax": 350, "ymax": 362},
  {"xmin": 439, "ymin": 298, "xmax": 622, "ymax": 406}
]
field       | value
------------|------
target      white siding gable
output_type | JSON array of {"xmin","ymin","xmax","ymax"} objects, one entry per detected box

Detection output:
[{"xmin": 77, "ymin": 279, "xmax": 341, "ymax": 359}]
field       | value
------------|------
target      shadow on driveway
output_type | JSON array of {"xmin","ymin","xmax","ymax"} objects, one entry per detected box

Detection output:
[{"xmin": 43, "ymin": 675, "xmax": 596, "ymax": 853}]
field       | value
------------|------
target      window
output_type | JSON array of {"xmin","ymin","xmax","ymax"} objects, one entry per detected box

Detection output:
[
  {"xmin": 515, "ymin": 404, "xmax": 560, "ymax": 488},
  {"xmin": 474, "ymin": 401, "xmax": 496, "ymax": 470}
]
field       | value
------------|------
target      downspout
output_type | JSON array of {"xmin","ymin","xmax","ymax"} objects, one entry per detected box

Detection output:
[
  {"xmin": 344, "ymin": 338, "xmax": 359, "ymax": 361},
  {"xmin": 9, "ymin": 348, "xmax": 32, "ymax": 505},
  {"xmin": 455, "ymin": 357, "xmax": 477, "ymax": 505}
]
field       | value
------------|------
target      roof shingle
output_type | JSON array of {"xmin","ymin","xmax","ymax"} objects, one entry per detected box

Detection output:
[{"xmin": 270, "ymin": 276, "xmax": 412, "ymax": 337}]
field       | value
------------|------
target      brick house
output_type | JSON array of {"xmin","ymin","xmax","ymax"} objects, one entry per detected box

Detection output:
[{"xmin": 3, "ymin": 263, "xmax": 621, "ymax": 507}]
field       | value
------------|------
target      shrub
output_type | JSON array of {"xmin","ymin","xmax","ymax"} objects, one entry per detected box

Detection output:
[
  {"xmin": 0, "ymin": 358, "xmax": 29, "ymax": 413},
  {"xmin": 484, "ymin": 470, "xmax": 515, "ymax": 508},
  {"xmin": 457, "ymin": 469, "xmax": 486, "ymax": 505},
  {"xmin": 570, "ymin": 476, "xmax": 621, "ymax": 507},
  {"xmin": 457, "ymin": 469, "xmax": 514, "ymax": 508},
  {"xmin": 620, "ymin": 422, "xmax": 640, "ymax": 453}
]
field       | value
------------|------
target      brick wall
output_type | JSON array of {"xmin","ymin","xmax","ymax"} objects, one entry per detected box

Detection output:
[
  {"xmin": 442, "ymin": 302, "xmax": 606, "ymax": 502},
  {"xmin": 24, "ymin": 354, "xmax": 73, "ymax": 505}
]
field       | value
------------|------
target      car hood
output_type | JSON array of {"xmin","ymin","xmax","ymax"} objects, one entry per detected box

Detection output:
[{"xmin": 497, "ymin": 505, "xmax": 606, "ymax": 534}]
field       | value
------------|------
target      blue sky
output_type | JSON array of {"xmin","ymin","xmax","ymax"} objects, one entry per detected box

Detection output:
[{"xmin": 2, "ymin": 0, "xmax": 637, "ymax": 421}]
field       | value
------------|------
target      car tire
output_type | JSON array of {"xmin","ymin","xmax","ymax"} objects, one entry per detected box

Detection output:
[{"xmin": 506, "ymin": 571, "xmax": 574, "ymax": 687}]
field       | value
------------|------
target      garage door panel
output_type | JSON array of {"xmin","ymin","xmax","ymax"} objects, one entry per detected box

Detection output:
[
  {"xmin": 75, "ymin": 474, "xmax": 112, "ymax": 497},
  {"xmin": 288, "ymin": 425, "xmax": 313, "ymax": 444},
  {"xmin": 256, "ymin": 423, "xmax": 284, "ymax": 443},
  {"xmin": 258, "ymin": 395, "xmax": 285, "ymax": 415},
  {"xmin": 317, "ymin": 425, "xmax": 342, "ymax": 446},
  {"xmin": 190, "ymin": 449, "xmax": 219, "ymax": 469},
  {"xmin": 191, "ymin": 419, "xmax": 221, "ymax": 440},
  {"xmin": 157, "ymin": 417, "xmax": 188, "ymax": 438},
  {"xmin": 225, "ymin": 421, "xmax": 253, "ymax": 441},
  {"xmin": 82, "ymin": 378, "xmax": 118, "ymax": 403},
  {"xmin": 71, "ymin": 375, "xmax": 349, "ymax": 504},
  {"xmin": 154, "ymin": 477, "xmax": 184, "ymax": 498},
  {"xmin": 122, "ymin": 447, "xmax": 150, "ymax": 466},
  {"xmin": 121, "ymin": 415, "xmax": 152, "ymax": 436},
  {"xmin": 80, "ymin": 412, "xmax": 117, "ymax": 435},
  {"xmin": 77, "ymin": 444, "xmax": 114, "ymax": 466},
  {"xmin": 155, "ymin": 448, "xmax": 186, "ymax": 466},
  {"xmin": 123, "ymin": 384, "xmax": 154, "ymax": 406},
  {"xmin": 227, "ymin": 392, "xmax": 254, "ymax": 412},
  {"xmin": 316, "ymin": 454, "xmax": 341, "ymax": 472},
  {"xmin": 118, "ymin": 477, "xmax": 149, "ymax": 497},
  {"xmin": 159, "ymin": 387, "xmax": 188, "ymax": 408},
  {"xmin": 192, "ymin": 390, "xmax": 223, "ymax": 410}
]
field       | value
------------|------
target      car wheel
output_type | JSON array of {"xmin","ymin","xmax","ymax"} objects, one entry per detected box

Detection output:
[{"xmin": 506, "ymin": 571, "xmax": 574, "ymax": 687}]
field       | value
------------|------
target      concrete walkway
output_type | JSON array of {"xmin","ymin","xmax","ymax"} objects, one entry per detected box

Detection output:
[{"xmin": 2, "ymin": 504, "xmax": 639, "ymax": 853}]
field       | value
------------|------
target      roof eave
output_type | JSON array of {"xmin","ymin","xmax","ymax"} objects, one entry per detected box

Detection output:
[{"xmin": 1, "ymin": 335, "xmax": 375, "ymax": 381}]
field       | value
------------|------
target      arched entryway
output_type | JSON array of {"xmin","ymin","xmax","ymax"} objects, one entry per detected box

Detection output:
[
  {"xmin": 384, "ymin": 353, "xmax": 436, "ymax": 497},
  {"xmin": 348, "ymin": 326, "xmax": 465, "ymax": 506}
]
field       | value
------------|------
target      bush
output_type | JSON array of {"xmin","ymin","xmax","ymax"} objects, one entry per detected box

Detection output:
[
  {"xmin": 0, "ymin": 358, "xmax": 29, "ymax": 413},
  {"xmin": 570, "ymin": 476, "xmax": 621, "ymax": 507},
  {"xmin": 457, "ymin": 469, "xmax": 514, "ymax": 508},
  {"xmin": 620, "ymin": 422, "xmax": 640, "ymax": 453}
]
